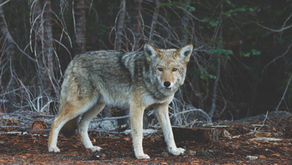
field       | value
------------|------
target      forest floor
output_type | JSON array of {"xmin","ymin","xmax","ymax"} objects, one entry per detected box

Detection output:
[{"xmin": 0, "ymin": 111, "xmax": 291, "ymax": 164}]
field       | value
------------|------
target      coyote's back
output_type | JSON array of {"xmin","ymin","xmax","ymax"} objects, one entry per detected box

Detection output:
[
  {"xmin": 48, "ymin": 43, "xmax": 194, "ymax": 159},
  {"xmin": 59, "ymin": 50, "xmax": 133, "ymax": 111}
]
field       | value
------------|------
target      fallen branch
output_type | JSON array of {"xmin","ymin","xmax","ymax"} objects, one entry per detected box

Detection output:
[
  {"xmin": 0, "ymin": 131, "xmax": 23, "ymax": 135},
  {"xmin": 249, "ymin": 137, "xmax": 282, "ymax": 142},
  {"xmin": 94, "ymin": 115, "xmax": 130, "ymax": 122}
]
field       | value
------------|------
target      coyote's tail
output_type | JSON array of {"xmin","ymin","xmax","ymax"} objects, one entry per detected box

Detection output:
[{"xmin": 60, "ymin": 117, "xmax": 78, "ymax": 137}]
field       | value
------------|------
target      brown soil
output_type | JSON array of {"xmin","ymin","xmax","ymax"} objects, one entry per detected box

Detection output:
[{"xmin": 0, "ymin": 116, "xmax": 291, "ymax": 164}]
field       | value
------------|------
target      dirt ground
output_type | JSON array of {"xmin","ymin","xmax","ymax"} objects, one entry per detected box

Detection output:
[{"xmin": 0, "ymin": 112, "xmax": 291, "ymax": 164}]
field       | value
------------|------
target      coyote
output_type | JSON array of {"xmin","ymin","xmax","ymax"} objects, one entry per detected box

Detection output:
[{"xmin": 48, "ymin": 43, "xmax": 193, "ymax": 159}]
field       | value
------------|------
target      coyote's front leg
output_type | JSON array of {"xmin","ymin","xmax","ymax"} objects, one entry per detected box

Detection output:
[
  {"xmin": 130, "ymin": 99, "xmax": 150, "ymax": 159},
  {"xmin": 156, "ymin": 103, "xmax": 185, "ymax": 156}
]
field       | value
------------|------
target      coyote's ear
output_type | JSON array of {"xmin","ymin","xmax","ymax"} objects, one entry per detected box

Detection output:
[
  {"xmin": 144, "ymin": 43, "xmax": 158, "ymax": 61},
  {"xmin": 178, "ymin": 44, "xmax": 193, "ymax": 63}
]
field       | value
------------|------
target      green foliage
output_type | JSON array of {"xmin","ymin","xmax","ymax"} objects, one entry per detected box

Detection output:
[
  {"xmin": 208, "ymin": 48, "xmax": 233, "ymax": 56},
  {"xmin": 251, "ymin": 49, "xmax": 261, "ymax": 55},
  {"xmin": 225, "ymin": 0, "xmax": 232, "ymax": 5},
  {"xmin": 200, "ymin": 73, "xmax": 216, "ymax": 80},
  {"xmin": 223, "ymin": 0, "xmax": 255, "ymax": 17},
  {"xmin": 157, "ymin": 1, "xmax": 196, "ymax": 12},
  {"xmin": 223, "ymin": 7, "xmax": 254, "ymax": 17},
  {"xmin": 202, "ymin": 18, "xmax": 219, "ymax": 27},
  {"xmin": 240, "ymin": 49, "xmax": 261, "ymax": 57}
]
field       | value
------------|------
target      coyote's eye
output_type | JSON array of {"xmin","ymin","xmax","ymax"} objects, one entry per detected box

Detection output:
[
  {"xmin": 157, "ymin": 68, "xmax": 163, "ymax": 72},
  {"xmin": 172, "ymin": 68, "xmax": 178, "ymax": 72}
]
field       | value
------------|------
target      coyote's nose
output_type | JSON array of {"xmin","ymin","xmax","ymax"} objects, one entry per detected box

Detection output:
[{"xmin": 164, "ymin": 81, "xmax": 171, "ymax": 88}]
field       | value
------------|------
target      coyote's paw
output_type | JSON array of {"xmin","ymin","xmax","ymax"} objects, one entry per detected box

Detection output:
[
  {"xmin": 88, "ymin": 146, "xmax": 102, "ymax": 152},
  {"xmin": 169, "ymin": 147, "xmax": 185, "ymax": 156},
  {"xmin": 48, "ymin": 146, "xmax": 60, "ymax": 153},
  {"xmin": 135, "ymin": 153, "xmax": 150, "ymax": 159}
]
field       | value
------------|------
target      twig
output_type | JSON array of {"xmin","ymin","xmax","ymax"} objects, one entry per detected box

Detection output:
[
  {"xmin": 172, "ymin": 108, "xmax": 212, "ymax": 123},
  {"xmin": 0, "ymin": 0, "xmax": 10, "ymax": 7},
  {"xmin": 262, "ymin": 43, "xmax": 292, "ymax": 74},
  {"xmin": 258, "ymin": 111, "xmax": 269, "ymax": 131},
  {"xmin": 71, "ymin": 0, "xmax": 76, "ymax": 36},
  {"xmin": 0, "ymin": 87, "xmax": 23, "ymax": 97},
  {"xmin": 255, "ymin": 22, "xmax": 292, "ymax": 33},
  {"xmin": 94, "ymin": 115, "xmax": 130, "ymax": 122},
  {"xmin": 275, "ymin": 75, "xmax": 292, "ymax": 111}
]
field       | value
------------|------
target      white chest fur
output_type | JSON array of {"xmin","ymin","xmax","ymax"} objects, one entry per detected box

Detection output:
[{"xmin": 142, "ymin": 93, "xmax": 174, "ymax": 108}]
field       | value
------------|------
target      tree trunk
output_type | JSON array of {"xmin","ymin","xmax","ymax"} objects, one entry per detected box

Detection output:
[
  {"xmin": 134, "ymin": 0, "xmax": 143, "ymax": 50},
  {"xmin": 181, "ymin": 0, "xmax": 190, "ymax": 45},
  {"xmin": 0, "ymin": 3, "xmax": 16, "ymax": 112},
  {"xmin": 209, "ymin": 3, "xmax": 223, "ymax": 118},
  {"xmin": 31, "ymin": 0, "xmax": 46, "ymax": 94},
  {"xmin": 73, "ymin": 0, "xmax": 86, "ymax": 54},
  {"xmin": 114, "ymin": 0, "xmax": 126, "ymax": 51},
  {"xmin": 42, "ymin": 0, "xmax": 55, "ymax": 91},
  {"xmin": 149, "ymin": 0, "xmax": 160, "ymax": 43}
]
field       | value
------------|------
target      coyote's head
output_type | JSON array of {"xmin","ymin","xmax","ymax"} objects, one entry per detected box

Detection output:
[{"xmin": 144, "ymin": 43, "xmax": 193, "ymax": 96}]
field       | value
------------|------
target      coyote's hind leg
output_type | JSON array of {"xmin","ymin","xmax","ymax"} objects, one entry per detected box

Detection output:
[
  {"xmin": 78, "ymin": 102, "xmax": 105, "ymax": 152},
  {"xmin": 48, "ymin": 97, "xmax": 98, "ymax": 152}
]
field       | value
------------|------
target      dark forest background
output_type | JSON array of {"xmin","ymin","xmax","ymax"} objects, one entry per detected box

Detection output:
[{"xmin": 0, "ymin": 0, "xmax": 291, "ymax": 125}]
